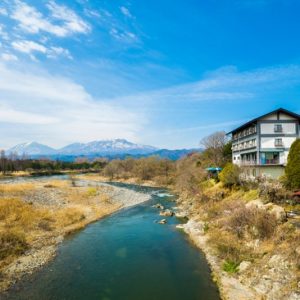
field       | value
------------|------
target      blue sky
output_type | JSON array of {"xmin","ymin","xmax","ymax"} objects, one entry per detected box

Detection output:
[{"xmin": 0, "ymin": 0, "xmax": 300, "ymax": 149}]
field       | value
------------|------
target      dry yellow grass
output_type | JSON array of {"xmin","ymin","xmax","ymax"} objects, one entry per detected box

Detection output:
[
  {"xmin": 0, "ymin": 179, "xmax": 120, "ymax": 277},
  {"xmin": 0, "ymin": 183, "xmax": 36, "ymax": 196},
  {"xmin": 43, "ymin": 180, "xmax": 69, "ymax": 188}
]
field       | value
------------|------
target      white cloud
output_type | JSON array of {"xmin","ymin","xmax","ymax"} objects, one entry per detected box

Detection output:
[
  {"xmin": 48, "ymin": 47, "xmax": 73, "ymax": 59},
  {"xmin": 12, "ymin": 40, "xmax": 47, "ymax": 54},
  {"xmin": 11, "ymin": 0, "xmax": 90, "ymax": 37},
  {"xmin": 46, "ymin": 1, "xmax": 91, "ymax": 35},
  {"xmin": 0, "ymin": 63, "xmax": 144, "ymax": 148},
  {"xmin": 1, "ymin": 61, "xmax": 299, "ymax": 149},
  {"xmin": 0, "ymin": 104, "xmax": 58, "ymax": 124},
  {"xmin": 1, "ymin": 53, "xmax": 18, "ymax": 61},
  {"xmin": 0, "ymin": 7, "xmax": 8, "ymax": 16},
  {"xmin": 110, "ymin": 28, "xmax": 137, "ymax": 43},
  {"xmin": 120, "ymin": 6, "xmax": 133, "ymax": 18},
  {"xmin": 0, "ymin": 24, "xmax": 9, "ymax": 40},
  {"xmin": 137, "ymin": 64, "xmax": 300, "ymax": 103},
  {"xmin": 12, "ymin": 40, "xmax": 73, "ymax": 59},
  {"xmin": 84, "ymin": 8, "xmax": 101, "ymax": 18}
]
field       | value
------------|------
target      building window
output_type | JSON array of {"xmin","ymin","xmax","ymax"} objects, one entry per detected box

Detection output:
[
  {"xmin": 274, "ymin": 124, "xmax": 283, "ymax": 133},
  {"xmin": 275, "ymin": 138, "xmax": 283, "ymax": 147}
]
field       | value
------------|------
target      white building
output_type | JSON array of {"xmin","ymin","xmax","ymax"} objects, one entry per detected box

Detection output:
[{"xmin": 228, "ymin": 108, "xmax": 300, "ymax": 178}]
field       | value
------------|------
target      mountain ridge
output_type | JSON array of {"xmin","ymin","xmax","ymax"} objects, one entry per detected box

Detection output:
[{"xmin": 6, "ymin": 139, "xmax": 201, "ymax": 161}]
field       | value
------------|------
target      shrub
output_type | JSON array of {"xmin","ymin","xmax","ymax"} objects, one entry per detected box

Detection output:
[
  {"xmin": 0, "ymin": 230, "xmax": 28, "ymax": 259},
  {"xmin": 222, "ymin": 260, "xmax": 239, "ymax": 274},
  {"xmin": 243, "ymin": 189, "xmax": 259, "ymax": 202},
  {"xmin": 219, "ymin": 163, "xmax": 241, "ymax": 188},
  {"xmin": 285, "ymin": 139, "xmax": 300, "ymax": 190},
  {"xmin": 258, "ymin": 180, "xmax": 290, "ymax": 203},
  {"xmin": 209, "ymin": 230, "xmax": 242, "ymax": 263},
  {"xmin": 227, "ymin": 206, "xmax": 278, "ymax": 239},
  {"xmin": 38, "ymin": 219, "xmax": 53, "ymax": 231},
  {"xmin": 87, "ymin": 187, "xmax": 97, "ymax": 197},
  {"xmin": 253, "ymin": 209, "xmax": 278, "ymax": 239}
]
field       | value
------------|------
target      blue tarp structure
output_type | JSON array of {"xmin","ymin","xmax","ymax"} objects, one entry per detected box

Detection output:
[{"xmin": 206, "ymin": 167, "xmax": 222, "ymax": 172}]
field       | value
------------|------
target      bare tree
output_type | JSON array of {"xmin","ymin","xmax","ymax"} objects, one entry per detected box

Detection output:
[
  {"xmin": 200, "ymin": 131, "xmax": 227, "ymax": 149},
  {"xmin": 200, "ymin": 131, "xmax": 228, "ymax": 167}
]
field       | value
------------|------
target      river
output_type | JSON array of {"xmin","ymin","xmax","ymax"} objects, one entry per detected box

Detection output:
[{"xmin": 3, "ymin": 182, "xmax": 220, "ymax": 300}]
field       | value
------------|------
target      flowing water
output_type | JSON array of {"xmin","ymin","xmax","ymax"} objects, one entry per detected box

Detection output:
[{"xmin": 3, "ymin": 183, "xmax": 220, "ymax": 300}]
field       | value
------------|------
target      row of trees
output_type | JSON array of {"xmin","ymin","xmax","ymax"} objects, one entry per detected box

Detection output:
[{"xmin": 0, "ymin": 150, "xmax": 108, "ymax": 174}]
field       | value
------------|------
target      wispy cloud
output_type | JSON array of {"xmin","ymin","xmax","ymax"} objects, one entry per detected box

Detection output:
[
  {"xmin": 0, "ymin": 104, "xmax": 58, "ymax": 124},
  {"xmin": 11, "ymin": 40, "xmax": 72, "ymax": 60},
  {"xmin": 12, "ymin": 0, "xmax": 90, "ymax": 37},
  {"xmin": 1, "ymin": 52, "xmax": 300, "ymax": 149},
  {"xmin": 120, "ymin": 6, "xmax": 134, "ymax": 19},
  {"xmin": 82, "ymin": 5, "xmax": 140, "ymax": 45},
  {"xmin": 0, "ymin": 7, "xmax": 8, "ymax": 16},
  {"xmin": 0, "ymin": 0, "xmax": 141, "ymax": 61},
  {"xmin": 1, "ymin": 53, "xmax": 18, "ymax": 61},
  {"xmin": 109, "ymin": 28, "xmax": 138, "ymax": 43},
  {"xmin": 133, "ymin": 64, "xmax": 300, "ymax": 104},
  {"xmin": 12, "ymin": 40, "xmax": 47, "ymax": 54},
  {"xmin": 0, "ymin": 24, "xmax": 9, "ymax": 40},
  {"xmin": 154, "ymin": 120, "xmax": 248, "ymax": 136},
  {"xmin": 46, "ymin": 1, "xmax": 91, "ymax": 35}
]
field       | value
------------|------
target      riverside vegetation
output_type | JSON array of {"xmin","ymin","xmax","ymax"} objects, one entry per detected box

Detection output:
[{"xmin": 0, "ymin": 132, "xmax": 300, "ymax": 299}]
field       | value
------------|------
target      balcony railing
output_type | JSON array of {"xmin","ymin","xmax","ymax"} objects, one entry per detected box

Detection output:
[
  {"xmin": 232, "ymin": 143, "xmax": 257, "ymax": 151},
  {"xmin": 240, "ymin": 159, "xmax": 282, "ymax": 166},
  {"xmin": 261, "ymin": 159, "xmax": 280, "ymax": 165}
]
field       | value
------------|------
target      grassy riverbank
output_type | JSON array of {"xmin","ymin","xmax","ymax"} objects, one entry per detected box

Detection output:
[{"xmin": 0, "ymin": 177, "xmax": 150, "ymax": 292}]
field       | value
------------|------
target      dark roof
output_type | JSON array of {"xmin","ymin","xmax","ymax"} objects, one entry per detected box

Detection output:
[{"xmin": 227, "ymin": 108, "xmax": 300, "ymax": 135}]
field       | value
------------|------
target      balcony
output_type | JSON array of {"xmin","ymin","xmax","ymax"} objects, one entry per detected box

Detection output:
[
  {"xmin": 232, "ymin": 126, "xmax": 257, "ymax": 141},
  {"xmin": 240, "ymin": 159, "xmax": 282, "ymax": 166},
  {"xmin": 261, "ymin": 159, "xmax": 280, "ymax": 165},
  {"xmin": 260, "ymin": 152, "xmax": 281, "ymax": 165}
]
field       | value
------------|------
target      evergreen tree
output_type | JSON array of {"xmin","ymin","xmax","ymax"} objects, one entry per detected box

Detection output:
[
  {"xmin": 219, "ymin": 163, "xmax": 241, "ymax": 188},
  {"xmin": 285, "ymin": 139, "xmax": 300, "ymax": 189}
]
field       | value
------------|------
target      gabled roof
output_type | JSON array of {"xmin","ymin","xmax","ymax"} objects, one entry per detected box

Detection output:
[{"xmin": 227, "ymin": 108, "xmax": 300, "ymax": 135}]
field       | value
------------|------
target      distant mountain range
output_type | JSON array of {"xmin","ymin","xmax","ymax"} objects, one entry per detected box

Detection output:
[{"xmin": 6, "ymin": 140, "xmax": 201, "ymax": 161}]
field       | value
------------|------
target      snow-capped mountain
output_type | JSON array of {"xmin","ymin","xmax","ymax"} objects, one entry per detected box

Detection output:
[
  {"xmin": 7, "ymin": 139, "xmax": 157, "ymax": 156},
  {"xmin": 58, "ymin": 139, "xmax": 157, "ymax": 155},
  {"xmin": 7, "ymin": 142, "xmax": 56, "ymax": 156}
]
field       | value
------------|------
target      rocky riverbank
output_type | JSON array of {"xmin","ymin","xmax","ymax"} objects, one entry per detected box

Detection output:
[
  {"xmin": 175, "ymin": 193, "xmax": 300, "ymax": 300},
  {"xmin": 0, "ymin": 178, "xmax": 151, "ymax": 293}
]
